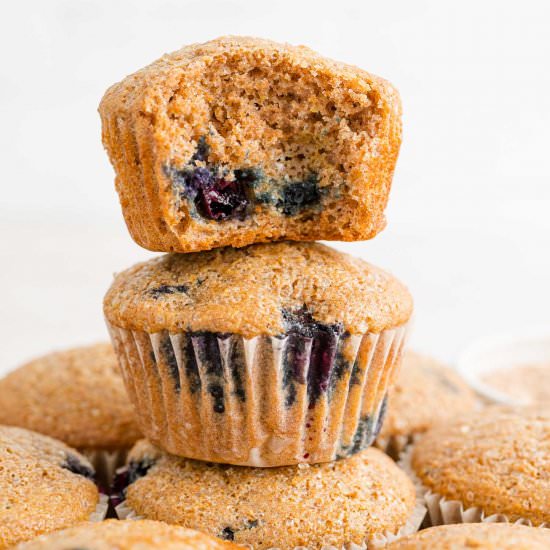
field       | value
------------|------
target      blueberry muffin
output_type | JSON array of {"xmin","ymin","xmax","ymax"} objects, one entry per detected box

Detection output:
[
  {"xmin": 104, "ymin": 241, "xmax": 413, "ymax": 466},
  {"xmin": 113, "ymin": 441, "xmax": 422, "ymax": 548},
  {"xmin": 16, "ymin": 519, "xmax": 240, "ymax": 550},
  {"xmin": 0, "ymin": 426, "xmax": 107, "ymax": 548},
  {"xmin": 99, "ymin": 36, "xmax": 402, "ymax": 253},
  {"xmin": 0, "ymin": 343, "xmax": 141, "ymax": 485},
  {"xmin": 385, "ymin": 523, "xmax": 550, "ymax": 550},
  {"xmin": 406, "ymin": 409, "xmax": 550, "ymax": 526},
  {"xmin": 376, "ymin": 351, "xmax": 478, "ymax": 458}
]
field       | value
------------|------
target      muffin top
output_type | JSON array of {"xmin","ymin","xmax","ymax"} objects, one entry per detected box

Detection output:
[
  {"xmin": 0, "ymin": 426, "xmax": 101, "ymax": 549},
  {"xmin": 377, "ymin": 351, "xmax": 477, "ymax": 443},
  {"xmin": 16, "ymin": 519, "xmax": 239, "ymax": 550},
  {"xmin": 410, "ymin": 409, "xmax": 550, "ymax": 525},
  {"xmin": 104, "ymin": 242, "xmax": 412, "ymax": 337},
  {"xmin": 119, "ymin": 441, "xmax": 417, "ymax": 549},
  {"xmin": 0, "ymin": 343, "xmax": 141, "ymax": 450},
  {"xmin": 385, "ymin": 523, "xmax": 550, "ymax": 550}
]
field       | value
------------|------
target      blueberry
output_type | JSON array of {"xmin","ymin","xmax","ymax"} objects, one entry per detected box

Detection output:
[
  {"xmin": 277, "ymin": 175, "xmax": 320, "ymax": 216},
  {"xmin": 191, "ymin": 136, "xmax": 210, "ymax": 163},
  {"xmin": 281, "ymin": 307, "xmax": 344, "ymax": 407},
  {"xmin": 373, "ymin": 395, "xmax": 388, "ymax": 438},
  {"xmin": 197, "ymin": 177, "xmax": 249, "ymax": 221},
  {"xmin": 62, "ymin": 454, "xmax": 95, "ymax": 481},
  {"xmin": 160, "ymin": 334, "xmax": 180, "ymax": 391},
  {"xmin": 220, "ymin": 527, "xmax": 235, "ymax": 541},
  {"xmin": 149, "ymin": 284, "xmax": 189, "ymax": 299},
  {"xmin": 110, "ymin": 458, "xmax": 155, "ymax": 507}
]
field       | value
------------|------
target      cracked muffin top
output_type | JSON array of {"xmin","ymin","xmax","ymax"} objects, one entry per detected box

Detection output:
[
  {"xmin": 115, "ymin": 441, "xmax": 417, "ymax": 549},
  {"xmin": 104, "ymin": 241, "xmax": 412, "ymax": 336},
  {"xmin": 410, "ymin": 409, "xmax": 550, "ymax": 526},
  {"xmin": 0, "ymin": 343, "xmax": 141, "ymax": 451},
  {"xmin": 99, "ymin": 36, "xmax": 402, "ymax": 253},
  {"xmin": 385, "ymin": 523, "xmax": 550, "ymax": 550},
  {"xmin": 0, "ymin": 426, "xmax": 101, "ymax": 549},
  {"xmin": 16, "ymin": 519, "xmax": 240, "ymax": 550}
]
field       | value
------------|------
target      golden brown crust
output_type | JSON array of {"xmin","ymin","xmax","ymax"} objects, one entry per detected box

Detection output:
[
  {"xmin": 411, "ymin": 409, "xmax": 550, "ymax": 525},
  {"xmin": 124, "ymin": 442, "xmax": 416, "ymax": 549},
  {"xmin": 0, "ymin": 426, "xmax": 100, "ymax": 549},
  {"xmin": 0, "ymin": 343, "xmax": 141, "ymax": 450},
  {"xmin": 104, "ymin": 242, "xmax": 412, "ymax": 336},
  {"xmin": 377, "ymin": 351, "xmax": 478, "ymax": 445},
  {"xmin": 16, "ymin": 519, "xmax": 240, "ymax": 550},
  {"xmin": 99, "ymin": 36, "xmax": 402, "ymax": 253},
  {"xmin": 385, "ymin": 523, "xmax": 550, "ymax": 550}
]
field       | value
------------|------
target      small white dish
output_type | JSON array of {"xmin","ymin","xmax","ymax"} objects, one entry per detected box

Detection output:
[{"xmin": 457, "ymin": 326, "xmax": 550, "ymax": 407}]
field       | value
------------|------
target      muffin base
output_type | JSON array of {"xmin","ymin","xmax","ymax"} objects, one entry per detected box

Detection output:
[
  {"xmin": 107, "ymin": 322, "xmax": 407, "ymax": 467},
  {"xmin": 399, "ymin": 446, "xmax": 549, "ymax": 528}
]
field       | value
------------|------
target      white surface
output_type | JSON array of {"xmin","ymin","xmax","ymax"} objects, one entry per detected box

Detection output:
[
  {"xmin": 1, "ymin": 0, "xmax": 549, "ymax": 373},
  {"xmin": 457, "ymin": 326, "xmax": 550, "ymax": 406}
]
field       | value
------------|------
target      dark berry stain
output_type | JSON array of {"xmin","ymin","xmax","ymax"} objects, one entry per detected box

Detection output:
[
  {"xmin": 166, "ymin": 138, "xmax": 323, "ymax": 222},
  {"xmin": 62, "ymin": 454, "xmax": 95, "ymax": 481},
  {"xmin": 282, "ymin": 307, "xmax": 344, "ymax": 408},
  {"xmin": 276, "ymin": 175, "xmax": 320, "ymax": 216},
  {"xmin": 193, "ymin": 333, "xmax": 226, "ymax": 413},
  {"xmin": 110, "ymin": 458, "xmax": 155, "ymax": 507},
  {"xmin": 149, "ymin": 284, "xmax": 189, "ymax": 299},
  {"xmin": 220, "ymin": 527, "xmax": 235, "ymax": 541},
  {"xmin": 160, "ymin": 334, "xmax": 180, "ymax": 391}
]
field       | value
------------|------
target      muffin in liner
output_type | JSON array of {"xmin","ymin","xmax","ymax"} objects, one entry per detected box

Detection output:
[
  {"xmin": 399, "ymin": 442, "xmax": 549, "ymax": 529},
  {"xmin": 112, "ymin": 445, "xmax": 426, "ymax": 548},
  {"xmin": 374, "ymin": 351, "xmax": 478, "ymax": 460},
  {"xmin": 107, "ymin": 322, "xmax": 408, "ymax": 467}
]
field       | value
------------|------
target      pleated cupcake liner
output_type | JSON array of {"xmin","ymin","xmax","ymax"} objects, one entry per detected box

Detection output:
[
  {"xmin": 107, "ymin": 322, "xmax": 407, "ymax": 467},
  {"xmin": 115, "ymin": 496, "xmax": 426, "ymax": 549},
  {"xmin": 81, "ymin": 447, "xmax": 130, "ymax": 489},
  {"xmin": 89, "ymin": 494, "xmax": 109, "ymax": 522},
  {"xmin": 399, "ymin": 445, "xmax": 549, "ymax": 529}
]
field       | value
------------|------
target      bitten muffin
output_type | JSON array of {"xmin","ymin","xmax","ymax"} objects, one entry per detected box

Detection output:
[
  {"xmin": 385, "ymin": 523, "xmax": 550, "ymax": 550},
  {"xmin": 113, "ymin": 441, "xmax": 421, "ymax": 549},
  {"xmin": 376, "ymin": 351, "xmax": 478, "ymax": 458},
  {"xmin": 407, "ymin": 409, "xmax": 550, "ymax": 526},
  {"xmin": 104, "ymin": 241, "xmax": 413, "ymax": 466},
  {"xmin": 16, "ymin": 519, "xmax": 240, "ymax": 550},
  {"xmin": 0, "ymin": 343, "xmax": 141, "ymax": 485},
  {"xmin": 99, "ymin": 36, "xmax": 402, "ymax": 253},
  {"xmin": 0, "ymin": 426, "xmax": 106, "ymax": 549}
]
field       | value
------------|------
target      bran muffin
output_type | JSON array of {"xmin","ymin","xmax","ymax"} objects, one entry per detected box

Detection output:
[
  {"xmin": 16, "ymin": 519, "xmax": 240, "ymax": 550},
  {"xmin": 406, "ymin": 409, "xmax": 550, "ymax": 526},
  {"xmin": 0, "ymin": 343, "xmax": 141, "ymax": 484},
  {"xmin": 113, "ymin": 441, "xmax": 422, "ymax": 549},
  {"xmin": 0, "ymin": 426, "xmax": 107, "ymax": 549},
  {"xmin": 104, "ymin": 241, "xmax": 413, "ymax": 466},
  {"xmin": 99, "ymin": 36, "xmax": 402, "ymax": 253},
  {"xmin": 376, "ymin": 351, "xmax": 478, "ymax": 458},
  {"xmin": 384, "ymin": 523, "xmax": 550, "ymax": 550}
]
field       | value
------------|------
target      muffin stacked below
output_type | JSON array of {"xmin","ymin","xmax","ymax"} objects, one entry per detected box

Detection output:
[{"xmin": 96, "ymin": 35, "xmax": 422, "ymax": 547}]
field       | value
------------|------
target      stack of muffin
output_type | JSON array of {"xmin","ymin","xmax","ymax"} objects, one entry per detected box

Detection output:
[
  {"xmin": 2, "ymin": 36, "xmax": 549, "ymax": 549},
  {"xmin": 97, "ymin": 36, "xmax": 423, "ymax": 547}
]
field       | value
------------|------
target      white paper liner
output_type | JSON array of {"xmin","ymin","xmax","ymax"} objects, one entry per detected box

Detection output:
[
  {"xmin": 107, "ymin": 322, "xmax": 408, "ymax": 467},
  {"xmin": 89, "ymin": 493, "xmax": 109, "ymax": 522},
  {"xmin": 81, "ymin": 447, "xmax": 130, "ymax": 488},
  {"xmin": 116, "ymin": 496, "xmax": 426, "ymax": 549},
  {"xmin": 399, "ymin": 445, "xmax": 549, "ymax": 529}
]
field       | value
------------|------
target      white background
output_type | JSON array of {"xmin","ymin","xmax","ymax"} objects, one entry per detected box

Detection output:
[{"xmin": 1, "ymin": 0, "xmax": 549, "ymax": 374}]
